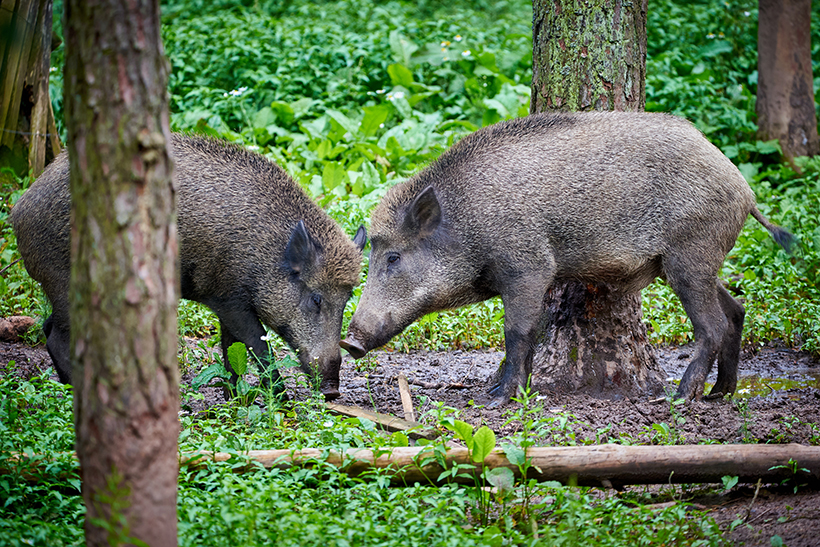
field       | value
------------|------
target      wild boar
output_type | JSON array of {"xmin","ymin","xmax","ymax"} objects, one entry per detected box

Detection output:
[
  {"xmin": 341, "ymin": 112, "xmax": 795, "ymax": 403},
  {"xmin": 12, "ymin": 134, "xmax": 366, "ymax": 400}
]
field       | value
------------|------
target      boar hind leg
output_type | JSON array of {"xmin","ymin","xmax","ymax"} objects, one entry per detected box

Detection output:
[
  {"xmin": 489, "ymin": 275, "xmax": 551, "ymax": 405},
  {"xmin": 706, "ymin": 285, "xmax": 745, "ymax": 398},
  {"xmin": 667, "ymin": 270, "xmax": 728, "ymax": 400},
  {"xmin": 43, "ymin": 313, "xmax": 71, "ymax": 384},
  {"xmin": 216, "ymin": 307, "xmax": 284, "ymax": 396}
]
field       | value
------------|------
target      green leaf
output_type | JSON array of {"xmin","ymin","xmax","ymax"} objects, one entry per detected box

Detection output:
[
  {"xmin": 482, "ymin": 525, "xmax": 504, "ymax": 547},
  {"xmin": 472, "ymin": 426, "xmax": 496, "ymax": 463},
  {"xmin": 391, "ymin": 431, "xmax": 409, "ymax": 447},
  {"xmin": 755, "ymin": 139, "xmax": 781, "ymax": 155},
  {"xmin": 252, "ymin": 106, "xmax": 277, "ymax": 129},
  {"xmin": 191, "ymin": 362, "xmax": 231, "ymax": 390},
  {"xmin": 698, "ymin": 40, "xmax": 733, "ymax": 58},
  {"xmin": 502, "ymin": 443, "xmax": 526, "ymax": 467},
  {"xmin": 227, "ymin": 342, "xmax": 248, "ymax": 376},
  {"xmin": 485, "ymin": 467, "xmax": 514, "ymax": 494},
  {"xmin": 360, "ymin": 105, "xmax": 390, "ymax": 137},
  {"xmin": 326, "ymin": 109, "xmax": 360, "ymax": 136},
  {"xmin": 389, "ymin": 30, "xmax": 418, "ymax": 66},
  {"xmin": 322, "ymin": 162, "xmax": 346, "ymax": 191},
  {"xmin": 451, "ymin": 419, "xmax": 474, "ymax": 448},
  {"xmin": 387, "ymin": 63, "xmax": 414, "ymax": 87},
  {"xmin": 236, "ymin": 378, "xmax": 251, "ymax": 397},
  {"xmin": 271, "ymin": 100, "xmax": 296, "ymax": 125}
]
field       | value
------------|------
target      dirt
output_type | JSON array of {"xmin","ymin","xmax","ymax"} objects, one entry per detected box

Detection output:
[{"xmin": 3, "ymin": 337, "xmax": 819, "ymax": 546}]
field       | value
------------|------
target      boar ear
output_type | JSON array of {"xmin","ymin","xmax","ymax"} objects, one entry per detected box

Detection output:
[
  {"xmin": 352, "ymin": 225, "xmax": 367, "ymax": 251},
  {"xmin": 286, "ymin": 220, "xmax": 319, "ymax": 275},
  {"xmin": 403, "ymin": 186, "xmax": 441, "ymax": 238}
]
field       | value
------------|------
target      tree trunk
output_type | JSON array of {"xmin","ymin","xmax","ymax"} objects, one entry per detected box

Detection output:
[
  {"xmin": 529, "ymin": 0, "xmax": 664, "ymax": 399},
  {"xmin": 0, "ymin": 0, "xmax": 61, "ymax": 177},
  {"xmin": 756, "ymin": 0, "xmax": 819, "ymax": 160},
  {"xmin": 64, "ymin": 0, "xmax": 178, "ymax": 545}
]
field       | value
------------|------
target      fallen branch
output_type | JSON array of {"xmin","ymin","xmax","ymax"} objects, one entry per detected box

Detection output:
[
  {"xmin": 7, "ymin": 444, "xmax": 820, "ymax": 488},
  {"xmin": 180, "ymin": 444, "xmax": 820, "ymax": 487},
  {"xmin": 325, "ymin": 402, "xmax": 440, "ymax": 440}
]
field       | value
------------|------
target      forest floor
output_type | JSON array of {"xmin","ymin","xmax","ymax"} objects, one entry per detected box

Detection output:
[{"xmin": 3, "ymin": 338, "xmax": 819, "ymax": 547}]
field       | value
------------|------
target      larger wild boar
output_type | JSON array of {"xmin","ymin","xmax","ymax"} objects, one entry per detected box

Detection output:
[
  {"xmin": 12, "ymin": 134, "xmax": 366, "ymax": 400},
  {"xmin": 341, "ymin": 112, "xmax": 795, "ymax": 403}
]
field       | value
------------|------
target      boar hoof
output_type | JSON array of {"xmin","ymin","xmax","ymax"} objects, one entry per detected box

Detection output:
[
  {"xmin": 340, "ymin": 338, "xmax": 367, "ymax": 359},
  {"xmin": 322, "ymin": 388, "xmax": 341, "ymax": 401}
]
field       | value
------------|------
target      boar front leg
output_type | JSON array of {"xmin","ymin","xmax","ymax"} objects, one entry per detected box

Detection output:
[{"xmin": 489, "ymin": 271, "xmax": 553, "ymax": 405}]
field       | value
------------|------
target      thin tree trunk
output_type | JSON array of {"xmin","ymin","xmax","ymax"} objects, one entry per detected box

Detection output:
[
  {"xmin": 64, "ymin": 0, "xmax": 178, "ymax": 545},
  {"xmin": 529, "ymin": 0, "xmax": 664, "ymax": 399},
  {"xmin": 756, "ymin": 0, "xmax": 819, "ymax": 160}
]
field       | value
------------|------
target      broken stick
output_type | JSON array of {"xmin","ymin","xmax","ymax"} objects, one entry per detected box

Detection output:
[
  {"xmin": 397, "ymin": 372, "xmax": 415, "ymax": 422},
  {"xmin": 325, "ymin": 402, "xmax": 439, "ymax": 440}
]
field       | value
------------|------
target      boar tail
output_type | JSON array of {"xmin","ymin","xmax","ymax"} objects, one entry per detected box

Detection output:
[{"xmin": 750, "ymin": 208, "xmax": 798, "ymax": 254}]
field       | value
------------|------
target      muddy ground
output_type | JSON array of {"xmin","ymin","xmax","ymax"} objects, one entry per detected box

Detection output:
[{"xmin": 3, "ymin": 338, "xmax": 819, "ymax": 546}]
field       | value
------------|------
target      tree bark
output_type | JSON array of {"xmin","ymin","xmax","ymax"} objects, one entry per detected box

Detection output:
[
  {"xmin": 529, "ymin": 0, "xmax": 663, "ymax": 399},
  {"xmin": 64, "ymin": 0, "xmax": 178, "ymax": 545},
  {"xmin": 0, "ymin": 0, "xmax": 61, "ymax": 177},
  {"xmin": 756, "ymin": 0, "xmax": 819, "ymax": 160}
]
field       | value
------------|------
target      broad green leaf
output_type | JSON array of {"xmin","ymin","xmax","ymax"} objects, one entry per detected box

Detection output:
[
  {"xmin": 270, "ymin": 101, "xmax": 296, "ymax": 125},
  {"xmin": 327, "ymin": 109, "xmax": 360, "ymax": 136},
  {"xmin": 252, "ymin": 106, "xmax": 277, "ymax": 129},
  {"xmin": 391, "ymin": 431, "xmax": 409, "ymax": 447},
  {"xmin": 485, "ymin": 467, "xmax": 514, "ymax": 494},
  {"xmin": 451, "ymin": 419, "xmax": 474, "ymax": 448},
  {"xmin": 191, "ymin": 362, "xmax": 231, "ymax": 390},
  {"xmin": 227, "ymin": 342, "xmax": 248, "ymax": 376},
  {"xmin": 472, "ymin": 426, "xmax": 496, "ymax": 463},
  {"xmin": 502, "ymin": 443, "xmax": 526, "ymax": 467},
  {"xmin": 755, "ymin": 139, "xmax": 781, "ymax": 155},
  {"xmin": 389, "ymin": 30, "xmax": 418, "ymax": 66},
  {"xmin": 322, "ymin": 162, "xmax": 346, "ymax": 191},
  {"xmin": 236, "ymin": 378, "xmax": 251, "ymax": 397},
  {"xmin": 387, "ymin": 63, "xmax": 414, "ymax": 87},
  {"xmin": 360, "ymin": 104, "xmax": 390, "ymax": 137},
  {"xmin": 698, "ymin": 40, "xmax": 733, "ymax": 58}
]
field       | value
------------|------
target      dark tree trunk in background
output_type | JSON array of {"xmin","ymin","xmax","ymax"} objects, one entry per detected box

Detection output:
[
  {"xmin": 529, "ymin": 0, "xmax": 664, "ymax": 399},
  {"xmin": 756, "ymin": 0, "xmax": 819, "ymax": 160},
  {"xmin": 0, "ymin": 0, "xmax": 61, "ymax": 178},
  {"xmin": 64, "ymin": 0, "xmax": 178, "ymax": 545}
]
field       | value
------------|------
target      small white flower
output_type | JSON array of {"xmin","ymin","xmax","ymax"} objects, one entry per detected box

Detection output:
[
  {"xmin": 49, "ymin": 66, "xmax": 58, "ymax": 73},
  {"xmin": 223, "ymin": 92, "xmax": 229, "ymax": 97},
  {"xmin": 261, "ymin": 334, "xmax": 274, "ymax": 342},
  {"xmin": 706, "ymin": 33, "xmax": 716, "ymax": 39},
  {"xmin": 440, "ymin": 40, "xmax": 451, "ymax": 47},
  {"xmin": 443, "ymin": 56, "xmax": 449, "ymax": 61},
  {"xmin": 229, "ymin": 86, "xmax": 248, "ymax": 97},
  {"xmin": 323, "ymin": 420, "xmax": 334, "ymax": 428},
  {"xmin": 248, "ymin": 145, "xmax": 260, "ymax": 151},
  {"xmin": 461, "ymin": 50, "xmax": 471, "ymax": 57},
  {"xmin": 743, "ymin": 10, "xmax": 750, "ymax": 16},
  {"xmin": 390, "ymin": 91, "xmax": 405, "ymax": 101},
  {"xmin": 454, "ymin": 35, "xmax": 463, "ymax": 42},
  {"xmin": 379, "ymin": 123, "xmax": 385, "ymax": 128},
  {"xmin": 376, "ymin": 89, "xmax": 386, "ymax": 94}
]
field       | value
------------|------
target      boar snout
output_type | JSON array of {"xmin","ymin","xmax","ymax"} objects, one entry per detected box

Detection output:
[{"xmin": 340, "ymin": 336, "xmax": 368, "ymax": 359}]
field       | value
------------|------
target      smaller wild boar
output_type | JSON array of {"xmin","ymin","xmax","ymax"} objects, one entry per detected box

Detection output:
[
  {"xmin": 12, "ymin": 135, "xmax": 366, "ymax": 400},
  {"xmin": 341, "ymin": 112, "xmax": 795, "ymax": 404}
]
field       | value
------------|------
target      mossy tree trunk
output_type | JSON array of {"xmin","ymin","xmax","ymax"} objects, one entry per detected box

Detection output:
[
  {"xmin": 529, "ymin": 0, "xmax": 664, "ymax": 399},
  {"xmin": 64, "ymin": 0, "xmax": 178, "ymax": 545},
  {"xmin": 756, "ymin": 0, "xmax": 818, "ymax": 160}
]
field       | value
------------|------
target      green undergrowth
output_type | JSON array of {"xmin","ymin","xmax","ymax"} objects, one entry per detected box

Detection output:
[
  {"xmin": 1, "ymin": 0, "xmax": 817, "ymax": 355},
  {"xmin": 1, "ymin": 372, "xmax": 727, "ymax": 546}
]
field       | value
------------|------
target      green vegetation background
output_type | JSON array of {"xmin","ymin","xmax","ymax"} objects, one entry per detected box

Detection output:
[{"xmin": 1, "ymin": 0, "xmax": 819, "ymax": 545}]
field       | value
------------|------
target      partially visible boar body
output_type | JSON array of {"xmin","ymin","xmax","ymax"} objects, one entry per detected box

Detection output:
[
  {"xmin": 12, "ymin": 134, "xmax": 366, "ymax": 400},
  {"xmin": 341, "ymin": 112, "xmax": 795, "ymax": 403}
]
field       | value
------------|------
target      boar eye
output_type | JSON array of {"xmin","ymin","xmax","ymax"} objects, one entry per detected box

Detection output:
[
  {"xmin": 386, "ymin": 253, "xmax": 400, "ymax": 265},
  {"xmin": 311, "ymin": 293, "xmax": 322, "ymax": 310}
]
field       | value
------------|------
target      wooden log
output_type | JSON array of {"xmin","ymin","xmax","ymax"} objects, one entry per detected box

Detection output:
[
  {"xmin": 181, "ymin": 444, "xmax": 820, "ymax": 487},
  {"xmin": 325, "ymin": 402, "xmax": 439, "ymax": 440},
  {"xmin": 397, "ymin": 372, "xmax": 415, "ymax": 422}
]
